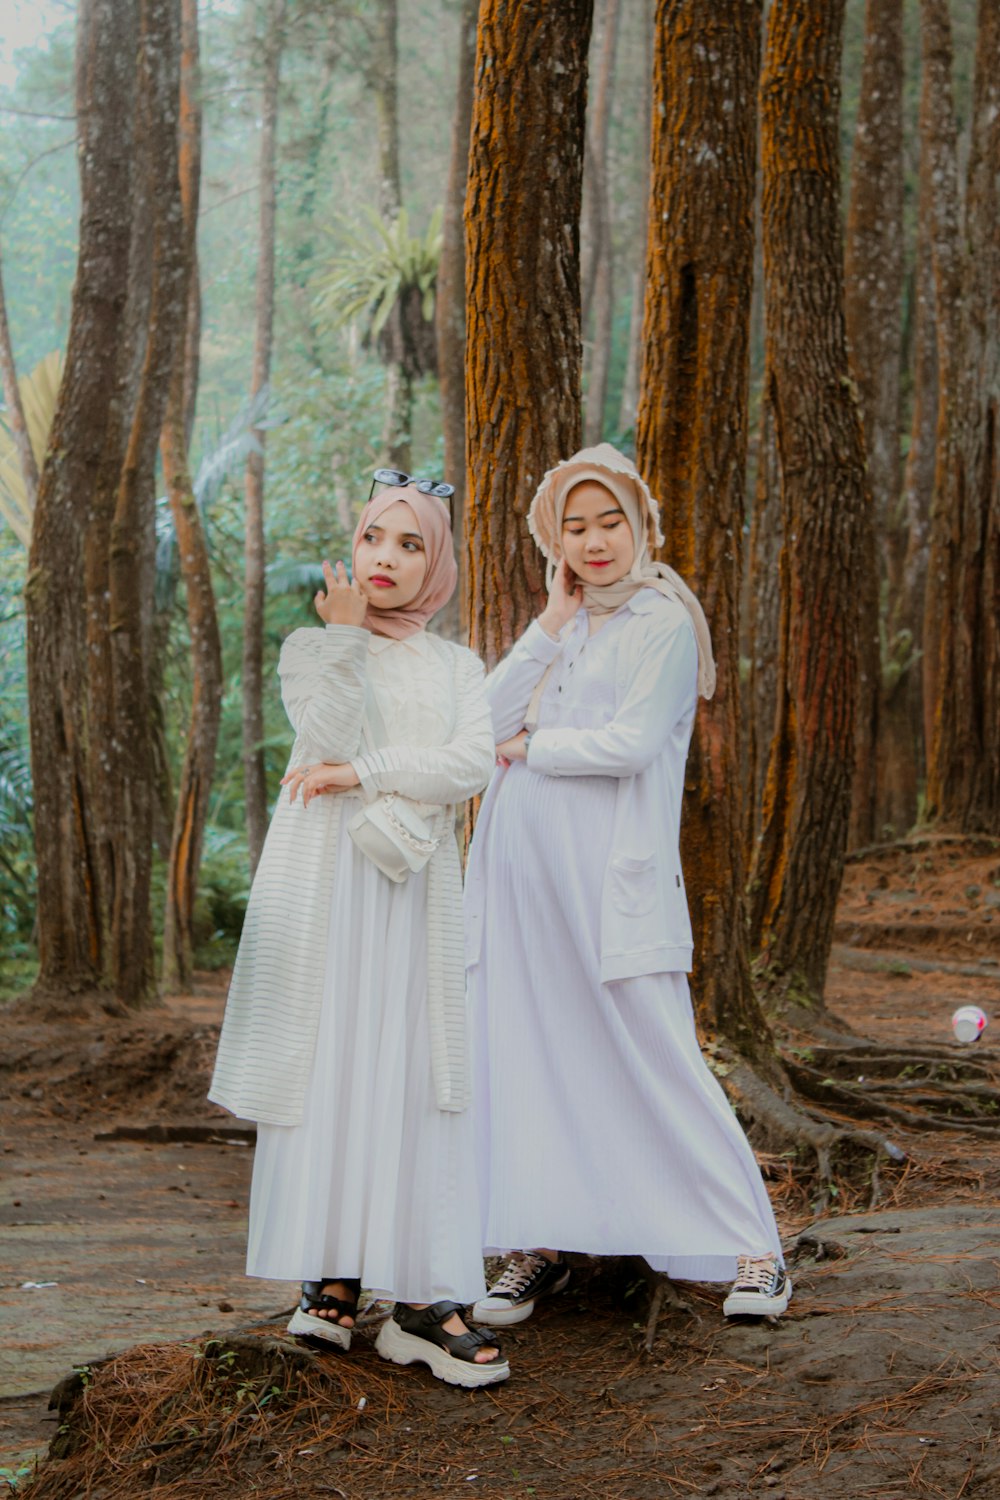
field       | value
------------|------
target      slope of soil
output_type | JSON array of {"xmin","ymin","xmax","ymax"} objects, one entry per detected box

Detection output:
[{"xmin": 2, "ymin": 836, "xmax": 999, "ymax": 1498}]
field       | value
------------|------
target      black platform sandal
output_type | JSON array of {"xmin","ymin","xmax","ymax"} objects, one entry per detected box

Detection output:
[
  {"xmin": 287, "ymin": 1278, "xmax": 362, "ymax": 1351},
  {"xmin": 374, "ymin": 1300, "xmax": 510, "ymax": 1387}
]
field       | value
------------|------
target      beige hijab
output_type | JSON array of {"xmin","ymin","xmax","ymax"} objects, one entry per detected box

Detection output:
[{"xmin": 526, "ymin": 443, "xmax": 716, "ymax": 699}]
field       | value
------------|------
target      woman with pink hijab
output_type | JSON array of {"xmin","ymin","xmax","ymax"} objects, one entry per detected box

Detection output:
[{"xmin": 211, "ymin": 476, "xmax": 508, "ymax": 1387}]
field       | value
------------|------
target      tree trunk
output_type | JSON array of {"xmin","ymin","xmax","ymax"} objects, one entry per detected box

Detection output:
[
  {"xmin": 464, "ymin": 0, "xmax": 594, "ymax": 666},
  {"xmin": 878, "ymin": 47, "xmax": 940, "ymax": 839},
  {"xmin": 844, "ymin": 0, "xmax": 904, "ymax": 848},
  {"xmin": 26, "ymin": 0, "xmax": 136, "ymax": 994},
  {"xmin": 617, "ymin": 0, "xmax": 654, "ymax": 438},
  {"xmin": 368, "ymin": 0, "xmax": 409, "ymax": 469},
  {"xmin": 435, "ymin": 0, "xmax": 478, "ymax": 633},
  {"xmin": 582, "ymin": 0, "xmax": 622, "ymax": 447},
  {"xmin": 918, "ymin": 0, "xmax": 963, "ymax": 796},
  {"xmin": 372, "ymin": 0, "xmax": 401, "ymax": 225},
  {"xmin": 106, "ymin": 0, "xmax": 186, "ymax": 1004},
  {"xmin": 745, "ymin": 394, "xmax": 782, "ymax": 860},
  {"xmin": 748, "ymin": 0, "xmax": 869, "ymax": 1005},
  {"xmin": 634, "ymin": 0, "xmax": 768, "ymax": 1060},
  {"xmin": 243, "ymin": 0, "xmax": 285, "ymax": 879},
  {"xmin": 162, "ymin": 0, "xmax": 223, "ymax": 992},
  {"xmin": 925, "ymin": 0, "xmax": 1000, "ymax": 832}
]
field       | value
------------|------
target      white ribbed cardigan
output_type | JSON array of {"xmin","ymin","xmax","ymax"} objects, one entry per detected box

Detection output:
[{"xmin": 209, "ymin": 623, "xmax": 495, "ymax": 1126}]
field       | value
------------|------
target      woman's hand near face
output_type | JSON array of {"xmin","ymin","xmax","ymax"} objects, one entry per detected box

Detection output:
[
  {"xmin": 282, "ymin": 760, "xmax": 361, "ymax": 807},
  {"xmin": 314, "ymin": 560, "xmax": 368, "ymax": 628},
  {"xmin": 538, "ymin": 558, "xmax": 582, "ymax": 638}
]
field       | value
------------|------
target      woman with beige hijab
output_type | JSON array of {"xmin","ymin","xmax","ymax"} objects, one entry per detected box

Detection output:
[{"xmin": 465, "ymin": 444, "xmax": 789, "ymax": 1326}]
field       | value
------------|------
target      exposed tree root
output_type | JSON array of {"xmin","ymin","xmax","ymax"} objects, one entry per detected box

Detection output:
[{"xmin": 714, "ymin": 1050, "xmax": 905, "ymax": 1214}]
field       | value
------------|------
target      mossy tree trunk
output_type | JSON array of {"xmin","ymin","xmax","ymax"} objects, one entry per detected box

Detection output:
[
  {"xmin": 844, "ymin": 0, "xmax": 904, "ymax": 849},
  {"xmin": 27, "ymin": 0, "xmax": 186, "ymax": 1006},
  {"xmin": 924, "ymin": 0, "xmax": 1000, "ymax": 833},
  {"xmin": 464, "ymin": 0, "xmax": 594, "ymax": 665},
  {"xmin": 748, "ymin": 0, "xmax": 869, "ymax": 1007},
  {"xmin": 243, "ymin": 0, "xmax": 285, "ymax": 879},
  {"xmin": 162, "ymin": 0, "xmax": 223, "ymax": 991},
  {"xmin": 635, "ymin": 0, "xmax": 770, "ymax": 1063},
  {"xmin": 25, "ymin": 0, "xmax": 137, "ymax": 995},
  {"xmin": 435, "ymin": 0, "xmax": 479, "ymax": 632},
  {"xmin": 581, "ymin": 0, "xmax": 622, "ymax": 448}
]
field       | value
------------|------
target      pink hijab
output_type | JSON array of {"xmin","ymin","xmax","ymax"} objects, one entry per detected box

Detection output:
[{"xmin": 351, "ymin": 486, "xmax": 457, "ymax": 639}]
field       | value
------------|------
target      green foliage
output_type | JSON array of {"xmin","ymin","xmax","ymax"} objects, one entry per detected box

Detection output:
[
  {"xmin": 0, "ymin": 1462, "xmax": 35, "ymax": 1493},
  {"xmin": 317, "ymin": 205, "xmax": 442, "ymax": 345},
  {"xmin": 0, "ymin": 349, "xmax": 62, "ymax": 546}
]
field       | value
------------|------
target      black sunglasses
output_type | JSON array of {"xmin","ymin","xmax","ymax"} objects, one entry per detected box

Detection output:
[{"xmin": 368, "ymin": 468, "xmax": 455, "ymax": 523}]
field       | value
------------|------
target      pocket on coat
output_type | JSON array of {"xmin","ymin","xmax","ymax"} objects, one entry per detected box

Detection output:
[{"xmin": 609, "ymin": 853, "xmax": 658, "ymax": 917}]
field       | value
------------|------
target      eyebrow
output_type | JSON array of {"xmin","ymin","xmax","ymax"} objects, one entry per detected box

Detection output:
[
  {"xmin": 364, "ymin": 523, "xmax": 425, "ymax": 542},
  {"xmin": 563, "ymin": 507, "xmax": 624, "ymax": 522}
]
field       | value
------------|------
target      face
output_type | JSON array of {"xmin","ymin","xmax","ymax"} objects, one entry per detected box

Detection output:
[
  {"xmin": 560, "ymin": 480, "xmax": 635, "ymax": 586},
  {"xmin": 355, "ymin": 499, "xmax": 429, "ymax": 609}
]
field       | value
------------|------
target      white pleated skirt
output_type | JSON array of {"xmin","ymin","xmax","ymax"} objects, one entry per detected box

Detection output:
[
  {"xmin": 247, "ymin": 821, "xmax": 487, "ymax": 1305},
  {"xmin": 469, "ymin": 761, "xmax": 782, "ymax": 1283}
]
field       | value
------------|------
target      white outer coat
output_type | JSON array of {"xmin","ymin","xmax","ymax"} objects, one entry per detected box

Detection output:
[
  {"xmin": 465, "ymin": 590, "xmax": 698, "ymax": 981},
  {"xmin": 209, "ymin": 623, "xmax": 495, "ymax": 1126}
]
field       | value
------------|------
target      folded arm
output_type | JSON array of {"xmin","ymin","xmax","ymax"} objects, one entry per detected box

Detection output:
[
  {"xmin": 527, "ymin": 615, "xmax": 698, "ymax": 779},
  {"xmin": 352, "ymin": 652, "xmax": 496, "ymax": 804}
]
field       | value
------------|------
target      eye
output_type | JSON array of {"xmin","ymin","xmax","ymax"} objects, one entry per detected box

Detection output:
[
  {"xmin": 363, "ymin": 530, "xmax": 377, "ymax": 543},
  {"xmin": 402, "ymin": 540, "xmax": 424, "ymax": 552},
  {"xmin": 565, "ymin": 526, "xmax": 585, "ymax": 536}
]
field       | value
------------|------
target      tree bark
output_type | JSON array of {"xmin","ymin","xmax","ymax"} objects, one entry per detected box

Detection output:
[
  {"xmin": 435, "ymin": 0, "xmax": 478, "ymax": 633},
  {"xmin": 925, "ymin": 0, "xmax": 1000, "ymax": 832},
  {"xmin": 616, "ymin": 0, "xmax": 654, "ymax": 438},
  {"xmin": 25, "ymin": 0, "xmax": 137, "ymax": 994},
  {"xmin": 243, "ymin": 0, "xmax": 285, "ymax": 879},
  {"xmin": 635, "ymin": 0, "xmax": 768, "ymax": 1060},
  {"xmin": 464, "ymin": 0, "xmax": 594, "ymax": 666},
  {"xmin": 582, "ymin": 0, "xmax": 622, "ymax": 447},
  {"xmin": 368, "ymin": 0, "xmax": 409, "ymax": 468},
  {"xmin": 745, "ymin": 394, "xmax": 782, "ymax": 860},
  {"xmin": 106, "ymin": 0, "xmax": 187, "ymax": 1003},
  {"xmin": 878, "ymin": 46, "xmax": 940, "ymax": 839},
  {"xmin": 372, "ymin": 0, "xmax": 401, "ymax": 225},
  {"xmin": 844, "ymin": 0, "xmax": 904, "ymax": 848},
  {"xmin": 918, "ymin": 0, "xmax": 963, "ymax": 796},
  {"xmin": 748, "ymin": 0, "xmax": 869, "ymax": 1005},
  {"xmin": 162, "ymin": 0, "xmax": 223, "ymax": 991}
]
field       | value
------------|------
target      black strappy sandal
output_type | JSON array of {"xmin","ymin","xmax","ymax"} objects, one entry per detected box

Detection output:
[
  {"xmin": 286, "ymin": 1277, "xmax": 362, "ymax": 1350},
  {"xmin": 374, "ymin": 1300, "xmax": 510, "ymax": 1387}
]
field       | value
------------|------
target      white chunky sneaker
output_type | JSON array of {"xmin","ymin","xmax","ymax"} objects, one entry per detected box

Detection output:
[
  {"xmin": 472, "ymin": 1252, "xmax": 571, "ymax": 1327},
  {"xmin": 723, "ymin": 1255, "xmax": 792, "ymax": 1318}
]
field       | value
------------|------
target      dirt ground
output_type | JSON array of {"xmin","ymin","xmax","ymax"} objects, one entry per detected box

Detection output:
[{"xmin": 1, "ymin": 833, "xmax": 998, "ymax": 1498}]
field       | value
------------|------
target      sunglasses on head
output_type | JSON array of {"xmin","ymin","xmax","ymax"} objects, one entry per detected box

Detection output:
[{"xmin": 368, "ymin": 467, "xmax": 455, "ymax": 524}]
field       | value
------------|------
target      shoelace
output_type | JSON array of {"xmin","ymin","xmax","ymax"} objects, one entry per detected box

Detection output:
[
  {"xmin": 489, "ymin": 1252, "xmax": 549, "ymax": 1297},
  {"xmin": 733, "ymin": 1255, "xmax": 778, "ymax": 1291}
]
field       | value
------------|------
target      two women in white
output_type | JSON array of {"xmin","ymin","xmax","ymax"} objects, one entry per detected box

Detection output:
[{"xmin": 211, "ymin": 447, "xmax": 787, "ymax": 1391}]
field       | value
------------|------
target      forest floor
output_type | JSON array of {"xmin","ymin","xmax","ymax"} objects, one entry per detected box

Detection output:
[{"xmin": 1, "ymin": 832, "xmax": 999, "ymax": 1499}]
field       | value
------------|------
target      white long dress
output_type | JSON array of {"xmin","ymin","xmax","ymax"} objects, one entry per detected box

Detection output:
[
  {"xmin": 247, "ymin": 632, "xmax": 490, "ymax": 1305},
  {"xmin": 467, "ymin": 602, "xmax": 783, "ymax": 1283}
]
